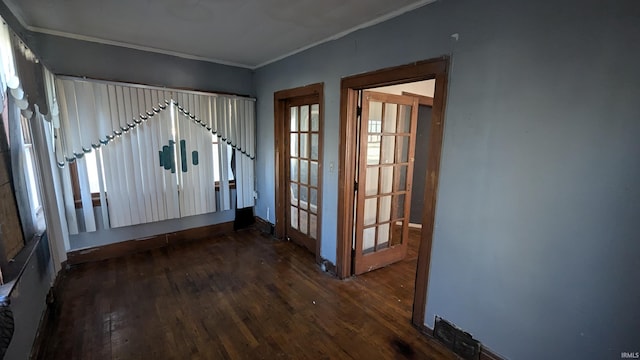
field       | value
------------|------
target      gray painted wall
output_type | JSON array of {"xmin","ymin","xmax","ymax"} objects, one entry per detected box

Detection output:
[
  {"xmin": 0, "ymin": 2, "xmax": 254, "ymax": 97},
  {"xmin": 28, "ymin": 33, "xmax": 255, "ymax": 97},
  {"xmin": 5, "ymin": 234, "xmax": 54, "ymax": 360},
  {"xmin": 254, "ymin": 0, "xmax": 640, "ymax": 358}
]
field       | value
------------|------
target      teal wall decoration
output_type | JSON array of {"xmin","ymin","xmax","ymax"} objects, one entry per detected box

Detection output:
[
  {"xmin": 192, "ymin": 151, "xmax": 199, "ymax": 166},
  {"xmin": 158, "ymin": 139, "xmax": 199, "ymax": 173},
  {"xmin": 159, "ymin": 142, "xmax": 175, "ymax": 173},
  {"xmin": 180, "ymin": 140, "xmax": 188, "ymax": 173}
]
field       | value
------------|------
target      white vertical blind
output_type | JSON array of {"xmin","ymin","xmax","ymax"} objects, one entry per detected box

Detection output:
[
  {"xmin": 60, "ymin": 165, "xmax": 79, "ymax": 234},
  {"xmin": 53, "ymin": 76, "xmax": 255, "ymax": 232},
  {"xmin": 218, "ymin": 141, "xmax": 232, "ymax": 211},
  {"xmin": 75, "ymin": 158, "xmax": 96, "ymax": 232},
  {"xmin": 94, "ymin": 148, "xmax": 110, "ymax": 229}
]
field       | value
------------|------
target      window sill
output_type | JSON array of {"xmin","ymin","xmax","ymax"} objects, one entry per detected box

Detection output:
[{"xmin": 73, "ymin": 182, "xmax": 236, "ymax": 209}]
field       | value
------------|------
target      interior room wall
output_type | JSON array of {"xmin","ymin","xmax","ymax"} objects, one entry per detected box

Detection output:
[
  {"xmin": 29, "ymin": 33, "xmax": 255, "ymax": 97},
  {"xmin": 0, "ymin": 2, "xmax": 255, "ymax": 253},
  {"xmin": 4, "ymin": 234, "xmax": 54, "ymax": 359},
  {"xmin": 254, "ymin": 0, "xmax": 640, "ymax": 359}
]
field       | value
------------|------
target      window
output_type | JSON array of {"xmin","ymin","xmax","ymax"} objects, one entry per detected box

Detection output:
[
  {"xmin": 23, "ymin": 145, "xmax": 41, "ymax": 211},
  {"xmin": 84, "ymin": 150, "xmax": 101, "ymax": 194},
  {"xmin": 72, "ymin": 134, "xmax": 236, "ymax": 209},
  {"xmin": 211, "ymin": 137, "xmax": 235, "ymax": 183},
  {"xmin": 55, "ymin": 76, "xmax": 256, "ymax": 231},
  {"xmin": 368, "ymin": 119, "xmax": 382, "ymax": 143},
  {"xmin": 19, "ymin": 114, "xmax": 44, "ymax": 230},
  {"xmin": 70, "ymin": 150, "xmax": 103, "ymax": 208}
]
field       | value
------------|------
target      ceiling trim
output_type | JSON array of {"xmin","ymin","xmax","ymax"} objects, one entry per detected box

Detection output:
[
  {"xmin": 2, "ymin": 0, "xmax": 253, "ymax": 68},
  {"xmin": 24, "ymin": 25, "xmax": 254, "ymax": 69},
  {"xmin": 254, "ymin": 0, "xmax": 437, "ymax": 69},
  {"xmin": 5, "ymin": 0, "xmax": 437, "ymax": 70}
]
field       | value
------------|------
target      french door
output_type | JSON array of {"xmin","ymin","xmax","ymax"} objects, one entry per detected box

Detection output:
[
  {"xmin": 353, "ymin": 91, "xmax": 419, "ymax": 275},
  {"xmin": 285, "ymin": 96, "xmax": 322, "ymax": 254}
]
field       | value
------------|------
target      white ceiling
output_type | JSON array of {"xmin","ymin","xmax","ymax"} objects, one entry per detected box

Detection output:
[{"xmin": 4, "ymin": 0, "xmax": 435, "ymax": 69}]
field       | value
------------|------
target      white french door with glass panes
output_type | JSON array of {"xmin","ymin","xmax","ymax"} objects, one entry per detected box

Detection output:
[
  {"xmin": 286, "ymin": 97, "xmax": 322, "ymax": 254},
  {"xmin": 353, "ymin": 91, "xmax": 419, "ymax": 275}
]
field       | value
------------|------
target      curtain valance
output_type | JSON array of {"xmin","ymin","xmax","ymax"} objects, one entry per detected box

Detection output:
[{"xmin": 0, "ymin": 18, "xmax": 46, "ymax": 120}]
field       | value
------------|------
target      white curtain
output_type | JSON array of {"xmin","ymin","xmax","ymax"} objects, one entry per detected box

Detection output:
[
  {"xmin": 0, "ymin": 17, "xmax": 71, "ymax": 268},
  {"xmin": 54, "ymin": 77, "xmax": 256, "ymax": 233},
  {"xmin": 0, "ymin": 19, "xmax": 19, "ymax": 92}
]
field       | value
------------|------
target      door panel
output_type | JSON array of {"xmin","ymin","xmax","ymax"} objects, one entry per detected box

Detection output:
[
  {"xmin": 286, "ymin": 98, "xmax": 321, "ymax": 253},
  {"xmin": 354, "ymin": 91, "xmax": 418, "ymax": 275}
]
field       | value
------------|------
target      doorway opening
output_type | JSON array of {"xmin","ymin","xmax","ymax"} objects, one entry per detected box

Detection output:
[
  {"xmin": 274, "ymin": 83, "xmax": 324, "ymax": 264},
  {"xmin": 337, "ymin": 58, "xmax": 449, "ymax": 328}
]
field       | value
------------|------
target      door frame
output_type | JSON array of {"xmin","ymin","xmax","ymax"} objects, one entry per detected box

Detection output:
[
  {"xmin": 336, "ymin": 57, "xmax": 449, "ymax": 327},
  {"xmin": 274, "ymin": 83, "xmax": 324, "ymax": 264}
]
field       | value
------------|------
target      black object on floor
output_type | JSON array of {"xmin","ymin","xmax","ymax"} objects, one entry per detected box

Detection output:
[{"xmin": 234, "ymin": 207, "xmax": 255, "ymax": 230}]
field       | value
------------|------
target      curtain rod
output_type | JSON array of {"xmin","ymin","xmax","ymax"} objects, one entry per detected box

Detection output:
[{"xmin": 56, "ymin": 75, "xmax": 256, "ymax": 101}]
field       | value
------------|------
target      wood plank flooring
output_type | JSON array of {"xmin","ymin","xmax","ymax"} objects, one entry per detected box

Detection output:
[{"xmin": 39, "ymin": 228, "xmax": 454, "ymax": 359}]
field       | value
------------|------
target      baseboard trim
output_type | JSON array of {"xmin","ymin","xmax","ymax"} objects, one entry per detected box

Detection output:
[
  {"xmin": 254, "ymin": 216, "xmax": 274, "ymax": 235},
  {"xmin": 417, "ymin": 323, "xmax": 505, "ymax": 360},
  {"xmin": 320, "ymin": 258, "xmax": 337, "ymax": 276},
  {"xmin": 480, "ymin": 347, "xmax": 505, "ymax": 360},
  {"xmin": 67, "ymin": 221, "xmax": 234, "ymax": 265}
]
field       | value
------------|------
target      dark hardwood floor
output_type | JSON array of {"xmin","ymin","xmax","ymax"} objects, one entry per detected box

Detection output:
[{"xmin": 39, "ymin": 227, "xmax": 454, "ymax": 359}]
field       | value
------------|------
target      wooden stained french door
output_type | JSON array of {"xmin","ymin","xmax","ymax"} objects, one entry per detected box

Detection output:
[
  {"xmin": 353, "ymin": 91, "xmax": 419, "ymax": 275},
  {"xmin": 285, "ymin": 96, "xmax": 322, "ymax": 254}
]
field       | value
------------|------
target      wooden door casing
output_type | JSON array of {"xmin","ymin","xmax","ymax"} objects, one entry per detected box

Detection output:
[
  {"xmin": 274, "ymin": 83, "xmax": 324, "ymax": 262},
  {"xmin": 336, "ymin": 57, "xmax": 449, "ymax": 327}
]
